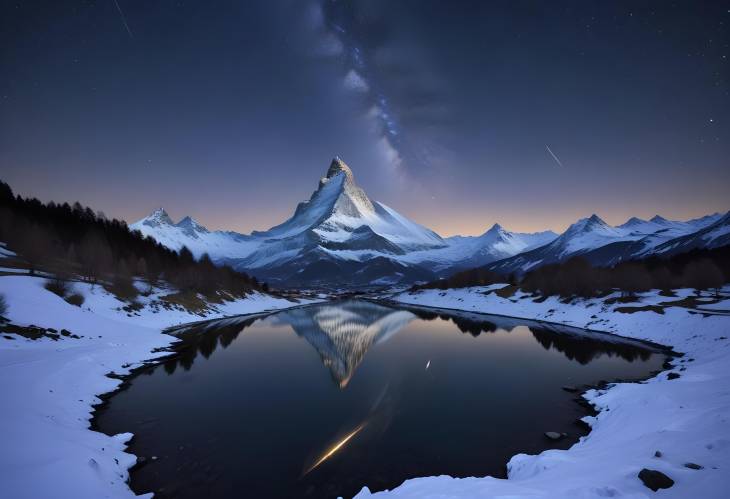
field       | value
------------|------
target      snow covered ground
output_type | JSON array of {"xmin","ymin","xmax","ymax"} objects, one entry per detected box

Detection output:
[
  {"xmin": 357, "ymin": 285, "xmax": 730, "ymax": 498},
  {"xmin": 3, "ymin": 273, "xmax": 728, "ymax": 499},
  {"xmin": 0, "ymin": 274, "xmax": 316, "ymax": 499}
]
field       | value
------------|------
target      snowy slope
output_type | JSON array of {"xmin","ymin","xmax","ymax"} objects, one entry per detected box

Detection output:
[
  {"xmin": 130, "ymin": 208, "xmax": 260, "ymax": 261},
  {"xmin": 652, "ymin": 211, "xmax": 730, "ymax": 257},
  {"xmin": 255, "ymin": 158, "xmax": 444, "ymax": 249},
  {"xmin": 399, "ymin": 223, "xmax": 557, "ymax": 272},
  {"xmin": 0, "ymin": 274, "xmax": 318, "ymax": 499},
  {"xmin": 488, "ymin": 212, "xmax": 726, "ymax": 274}
]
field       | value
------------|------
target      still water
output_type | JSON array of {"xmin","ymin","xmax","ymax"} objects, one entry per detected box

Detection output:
[{"xmin": 96, "ymin": 300, "xmax": 666, "ymax": 498}]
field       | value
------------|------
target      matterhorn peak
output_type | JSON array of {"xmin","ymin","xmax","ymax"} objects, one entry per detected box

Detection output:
[{"xmin": 326, "ymin": 156, "xmax": 355, "ymax": 182}]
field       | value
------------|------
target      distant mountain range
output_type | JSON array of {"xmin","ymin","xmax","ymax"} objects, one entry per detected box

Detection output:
[
  {"xmin": 486, "ymin": 212, "xmax": 729, "ymax": 275},
  {"xmin": 131, "ymin": 157, "xmax": 729, "ymax": 287}
]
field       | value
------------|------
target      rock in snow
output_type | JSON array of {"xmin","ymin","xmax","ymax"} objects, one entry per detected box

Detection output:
[{"xmin": 638, "ymin": 468, "xmax": 675, "ymax": 491}]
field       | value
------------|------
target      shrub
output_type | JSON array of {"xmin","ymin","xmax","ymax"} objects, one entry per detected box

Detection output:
[
  {"xmin": 65, "ymin": 293, "xmax": 85, "ymax": 307},
  {"xmin": 0, "ymin": 293, "xmax": 7, "ymax": 316},
  {"xmin": 44, "ymin": 276, "xmax": 71, "ymax": 298}
]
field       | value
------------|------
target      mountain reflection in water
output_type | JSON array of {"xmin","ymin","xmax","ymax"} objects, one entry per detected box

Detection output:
[
  {"xmin": 166, "ymin": 300, "xmax": 655, "ymax": 385},
  {"xmin": 99, "ymin": 299, "xmax": 666, "ymax": 499}
]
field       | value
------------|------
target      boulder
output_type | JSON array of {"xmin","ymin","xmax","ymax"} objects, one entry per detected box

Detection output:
[{"xmin": 638, "ymin": 469, "xmax": 674, "ymax": 491}]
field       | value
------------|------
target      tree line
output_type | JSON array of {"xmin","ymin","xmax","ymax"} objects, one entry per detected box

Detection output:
[
  {"xmin": 0, "ymin": 180, "xmax": 269, "ymax": 300},
  {"xmin": 413, "ymin": 245, "xmax": 729, "ymax": 298}
]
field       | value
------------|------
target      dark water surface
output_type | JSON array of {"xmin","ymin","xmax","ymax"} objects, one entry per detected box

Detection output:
[{"xmin": 96, "ymin": 300, "xmax": 666, "ymax": 499}]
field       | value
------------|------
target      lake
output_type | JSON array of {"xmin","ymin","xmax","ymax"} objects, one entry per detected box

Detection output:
[{"xmin": 95, "ymin": 300, "xmax": 667, "ymax": 498}]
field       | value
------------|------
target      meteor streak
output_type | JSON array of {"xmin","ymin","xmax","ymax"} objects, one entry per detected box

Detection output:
[
  {"xmin": 112, "ymin": 0, "xmax": 134, "ymax": 39},
  {"xmin": 303, "ymin": 423, "xmax": 367, "ymax": 475},
  {"xmin": 545, "ymin": 144, "xmax": 564, "ymax": 168}
]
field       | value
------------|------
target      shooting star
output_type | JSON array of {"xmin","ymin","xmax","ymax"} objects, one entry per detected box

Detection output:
[
  {"xmin": 545, "ymin": 144, "xmax": 564, "ymax": 168},
  {"xmin": 425, "ymin": 360, "xmax": 431, "ymax": 370},
  {"xmin": 112, "ymin": 0, "xmax": 134, "ymax": 39},
  {"xmin": 302, "ymin": 422, "xmax": 367, "ymax": 476}
]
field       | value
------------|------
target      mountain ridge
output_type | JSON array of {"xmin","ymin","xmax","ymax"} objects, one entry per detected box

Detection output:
[{"xmin": 130, "ymin": 157, "xmax": 727, "ymax": 287}]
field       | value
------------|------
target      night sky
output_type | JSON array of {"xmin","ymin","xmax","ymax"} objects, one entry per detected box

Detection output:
[{"xmin": 1, "ymin": 1, "xmax": 728, "ymax": 235}]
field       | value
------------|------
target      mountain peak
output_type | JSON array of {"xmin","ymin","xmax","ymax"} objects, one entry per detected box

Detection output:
[
  {"xmin": 142, "ymin": 207, "xmax": 174, "ymax": 227},
  {"xmin": 176, "ymin": 216, "xmax": 208, "ymax": 234},
  {"xmin": 482, "ymin": 223, "xmax": 506, "ymax": 236},
  {"xmin": 253, "ymin": 157, "xmax": 444, "ymax": 251},
  {"xmin": 623, "ymin": 216, "xmax": 645, "ymax": 226},
  {"xmin": 564, "ymin": 214, "xmax": 611, "ymax": 236},
  {"xmin": 650, "ymin": 215, "xmax": 668, "ymax": 223},
  {"xmin": 325, "ymin": 156, "xmax": 355, "ymax": 183},
  {"xmin": 587, "ymin": 214, "xmax": 605, "ymax": 224}
]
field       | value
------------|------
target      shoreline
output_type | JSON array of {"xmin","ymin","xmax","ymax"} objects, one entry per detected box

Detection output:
[
  {"xmin": 0, "ymin": 275, "xmax": 318, "ymax": 499},
  {"xmin": 373, "ymin": 297, "xmax": 678, "ymax": 355},
  {"xmin": 352, "ymin": 285, "xmax": 730, "ymax": 498},
  {"xmin": 94, "ymin": 299, "xmax": 667, "ymax": 497},
  {"xmin": 2, "ymin": 277, "xmax": 729, "ymax": 498}
]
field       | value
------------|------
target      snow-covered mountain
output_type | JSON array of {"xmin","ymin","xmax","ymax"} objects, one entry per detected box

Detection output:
[
  {"xmin": 487, "ymin": 212, "xmax": 726, "ymax": 275},
  {"xmin": 131, "ymin": 156, "xmax": 728, "ymax": 286},
  {"xmin": 131, "ymin": 157, "xmax": 557, "ymax": 287},
  {"xmin": 651, "ymin": 212, "xmax": 730, "ymax": 257},
  {"xmin": 272, "ymin": 301, "xmax": 415, "ymax": 387},
  {"xmin": 251, "ymin": 158, "xmax": 444, "ymax": 250},
  {"xmin": 400, "ymin": 223, "xmax": 557, "ymax": 273},
  {"xmin": 131, "ymin": 209, "xmax": 258, "ymax": 258}
]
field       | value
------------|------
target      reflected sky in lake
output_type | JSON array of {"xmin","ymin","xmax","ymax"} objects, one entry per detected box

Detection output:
[{"xmin": 97, "ymin": 300, "xmax": 665, "ymax": 499}]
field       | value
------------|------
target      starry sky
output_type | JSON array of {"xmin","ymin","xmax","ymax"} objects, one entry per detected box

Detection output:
[{"xmin": 1, "ymin": 1, "xmax": 728, "ymax": 236}]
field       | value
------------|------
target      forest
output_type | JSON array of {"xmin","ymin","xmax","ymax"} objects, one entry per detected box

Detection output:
[
  {"xmin": 0, "ymin": 180, "xmax": 269, "ymax": 303},
  {"xmin": 413, "ymin": 246, "xmax": 729, "ymax": 298}
]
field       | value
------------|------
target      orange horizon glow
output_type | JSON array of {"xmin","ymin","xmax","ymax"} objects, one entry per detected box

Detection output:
[{"xmin": 131, "ymin": 203, "xmax": 729, "ymax": 239}]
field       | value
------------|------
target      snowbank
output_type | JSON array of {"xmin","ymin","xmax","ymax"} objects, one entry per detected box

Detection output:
[
  {"xmin": 358, "ymin": 286, "xmax": 730, "ymax": 498},
  {"xmin": 0, "ymin": 275, "xmax": 315, "ymax": 499}
]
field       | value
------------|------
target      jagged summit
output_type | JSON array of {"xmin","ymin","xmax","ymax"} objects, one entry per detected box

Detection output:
[
  {"xmin": 176, "ymin": 216, "xmax": 209, "ymax": 236},
  {"xmin": 251, "ymin": 156, "xmax": 442, "ymax": 251},
  {"xmin": 326, "ymin": 156, "xmax": 354, "ymax": 182},
  {"xmin": 141, "ymin": 207, "xmax": 174, "ymax": 227},
  {"xmin": 563, "ymin": 214, "xmax": 612, "ymax": 236},
  {"xmin": 587, "ymin": 214, "xmax": 606, "ymax": 224}
]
